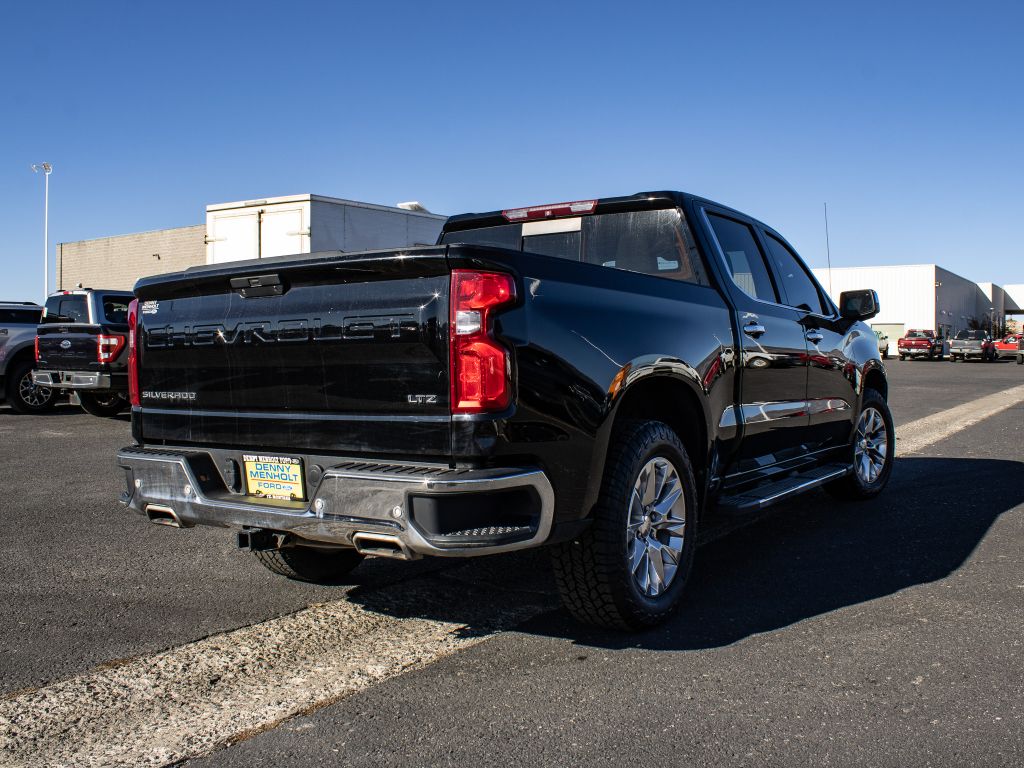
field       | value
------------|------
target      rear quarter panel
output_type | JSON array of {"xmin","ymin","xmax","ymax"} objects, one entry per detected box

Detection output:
[{"xmin": 448, "ymin": 247, "xmax": 736, "ymax": 523}]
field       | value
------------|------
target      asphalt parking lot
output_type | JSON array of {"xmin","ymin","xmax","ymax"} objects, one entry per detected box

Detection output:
[{"xmin": 1, "ymin": 358, "xmax": 1021, "ymax": 767}]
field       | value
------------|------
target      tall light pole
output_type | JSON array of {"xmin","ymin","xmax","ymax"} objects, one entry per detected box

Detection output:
[{"xmin": 32, "ymin": 163, "xmax": 53, "ymax": 301}]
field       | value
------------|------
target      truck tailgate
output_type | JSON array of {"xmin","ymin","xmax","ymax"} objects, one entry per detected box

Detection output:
[
  {"xmin": 37, "ymin": 324, "xmax": 107, "ymax": 371},
  {"xmin": 134, "ymin": 249, "xmax": 452, "ymax": 458}
]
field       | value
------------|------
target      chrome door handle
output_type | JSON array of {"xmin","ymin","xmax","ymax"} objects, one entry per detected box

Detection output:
[
  {"xmin": 805, "ymin": 331, "xmax": 824, "ymax": 343},
  {"xmin": 743, "ymin": 323, "xmax": 766, "ymax": 338}
]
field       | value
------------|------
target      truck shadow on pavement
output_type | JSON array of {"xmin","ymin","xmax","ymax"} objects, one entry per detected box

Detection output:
[{"xmin": 346, "ymin": 456, "xmax": 1023, "ymax": 650}]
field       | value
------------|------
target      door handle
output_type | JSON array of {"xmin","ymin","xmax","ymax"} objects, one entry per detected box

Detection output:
[
  {"xmin": 805, "ymin": 331, "xmax": 824, "ymax": 344},
  {"xmin": 743, "ymin": 323, "xmax": 766, "ymax": 338}
]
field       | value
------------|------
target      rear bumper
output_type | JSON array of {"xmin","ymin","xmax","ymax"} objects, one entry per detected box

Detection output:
[
  {"xmin": 116, "ymin": 446, "xmax": 555, "ymax": 558},
  {"xmin": 897, "ymin": 347, "xmax": 936, "ymax": 356},
  {"xmin": 32, "ymin": 370, "xmax": 114, "ymax": 389}
]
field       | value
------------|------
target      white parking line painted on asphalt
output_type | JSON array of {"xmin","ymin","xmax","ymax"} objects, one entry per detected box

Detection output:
[
  {"xmin": 896, "ymin": 384, "xmax": 1024, "ymax": 456},
  {"xmin": 2, "ymin": 387, "xmax": 1022, "ymax": 768},
  {"xmin": 0, "ymin": 575, "xmax": 554, "ymax": 768}
]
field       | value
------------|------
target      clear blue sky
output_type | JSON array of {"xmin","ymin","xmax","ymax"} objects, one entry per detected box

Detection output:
[{"xmin": 2, "ymin": 0, "xmax": 1022, "ymax": 302}]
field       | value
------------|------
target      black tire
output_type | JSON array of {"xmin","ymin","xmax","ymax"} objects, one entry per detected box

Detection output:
[
  {"xmin": 826, "ymin": 388, "xmax": 895, "ymax": 501},
  {"xmin": 254, "ymin": 546, "xmax": 363, "ymax": 584},
  {"xmin": 881, "ymin": 350, "xmax": 888, "ymax": 359},
  {"xmin": 898, "ymin": 355, "xmax": 905, "ymax": 361},
  {"xmin": 78, "ymin": 391, "xmax": 127, "ymax": 417},
  {"xmin": 1017, "ymin": 355, "xmax": 1023, "ymax": 365},
  {"xmin": 550, "ymin": 419, "xmax": 699, "ymax": 630},
  {"xmin": 5, "ymin": 360, "xmax": 56, "ymax": 414}
]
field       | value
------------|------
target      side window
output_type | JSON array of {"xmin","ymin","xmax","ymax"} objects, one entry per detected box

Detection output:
[
  {"xmin": 102, "ymin": 297, "xmax": 130, "ymax": 324},
  {"xmin": 763, "ymin": 233, "xmax": 827, "ymax": 314},
  {"xmin": 706, "ymin": 213, "xmax": 777, "ymax": 302}
]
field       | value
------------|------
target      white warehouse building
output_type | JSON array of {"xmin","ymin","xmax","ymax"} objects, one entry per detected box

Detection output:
[{"xmin": 812, "ymin": 264, "xmax": 1024, "ymax": 354}]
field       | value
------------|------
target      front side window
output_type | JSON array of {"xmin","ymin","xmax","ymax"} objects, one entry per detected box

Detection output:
[
  {"xmin": 706, "ymin": 213, "xmax": 777, "ymax": 302},
  {"xmin": 763, "ymin": 233, "xmax": 826, "ymax": 314}
]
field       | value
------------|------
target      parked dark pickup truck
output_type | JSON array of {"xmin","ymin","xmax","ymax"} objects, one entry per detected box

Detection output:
[
  {"xmin": 116, "ymin": 192, "xmax": 893, "ymax": 629},
  {"xmin": 34, "ymin": 289, "xmax": 135, "ymax": 416}
]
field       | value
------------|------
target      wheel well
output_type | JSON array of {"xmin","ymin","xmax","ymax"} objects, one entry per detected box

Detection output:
[
  {"xmin": 3, "ymin": 346, "xmax": 35, "ymax": 377},
  {"xmin": 863, "ymin": 368, "xmax": 888, "ymax": 400},
  {"xmin": 612, "ymin": 377, "xmax": 708, "ymax": 483}
]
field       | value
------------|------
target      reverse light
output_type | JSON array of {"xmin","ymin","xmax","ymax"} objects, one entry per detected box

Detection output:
[
  {"xmin": 97, "ymin": 334, "xmax": 126, "ymax": 363},
  {"xmin": 502, "ymin": 199, "xmax": 597, "ymax": 222},
  {"xmin": 450, "ymin": 270, "xmax": 516, "ymax": 413},
  {"xmin": 127, "ymin": 299, "xmax": 140, "ymax": 407}
]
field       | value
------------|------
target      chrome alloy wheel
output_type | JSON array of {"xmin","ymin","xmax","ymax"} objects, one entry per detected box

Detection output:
[
  {"xmin": 18, "ymin": 371, "xmax": 52, "ymax": 408},
  {"xmin": 627, "ymin": 457, "xmax": 687, "ymax": 597},
  {"xmin": 854, "ymin": 406, "xmax": 888, "ymax": 484}
]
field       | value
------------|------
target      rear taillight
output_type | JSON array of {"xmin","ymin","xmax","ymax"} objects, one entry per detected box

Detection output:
[
  {"xmin": 127, "ymin": 299, "xmax": 140, "ymax": 407},
  {"xmin": 34, "ymin": 336, "xmax": 40, "ymax": 362},
  {"xmin": 97, "ymin": 334, "xmax": 126, "ymax": 363},
  {"xmin": 449, "ymin": 270, "xmax": 516, "ymax": 413}
]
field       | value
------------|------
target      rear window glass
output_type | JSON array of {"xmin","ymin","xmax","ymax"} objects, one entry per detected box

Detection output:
[
  {"xmin": 954, "ymin": 330, "xmax": 986, "ymax": 340},
  {"xmin": 42, "ymin": 295, "xmax": 88, "ymax": 323},
  {"xmin": 0, "ymin": 308, "xmax": 41, "ymax": 324},
  {"xmin": 101, "ymin": 296, "xmax": 131, "ymax": 324},
  {"xmin": 441, "ymin": 224, "xmax": 520, "ymax": 250},
  {"xmin": 441, "ymin": 209, "xmax": 710, "ymax": 286}
]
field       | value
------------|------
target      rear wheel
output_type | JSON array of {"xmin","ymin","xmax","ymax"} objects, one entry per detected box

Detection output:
[
  {"xmin": 826, "ymin": 389, "xmax": 894, "ymax": 500},
  {"xmin": 78, "ymin": 391, "xmax": 127, "ymax": 417},
  {"xmin": 551, "ymin": 419, "xmax": 698, "ymax": 630},
  {"xmin": 1017, "ymin": 354, "xmax": 1023, "ymax": 365},
  {"xmin": 5, "ymin": 361, "xmax": 56, "ymax": 414},
  {"xmin": 254, "ymin": 546, "xmax": 363, "ymax": 584}
]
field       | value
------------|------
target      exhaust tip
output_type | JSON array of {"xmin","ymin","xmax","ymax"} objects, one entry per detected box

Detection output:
[
  {"xmin": 146, "ymin": 504, "xmax": 182, "ymax": 528},
  {"xmin": 352, "ymin": 532, "xmax": 417, "ymax": 560}
]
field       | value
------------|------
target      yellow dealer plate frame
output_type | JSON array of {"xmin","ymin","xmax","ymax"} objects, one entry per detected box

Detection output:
[{"xmin": 242, "ymin": 454, "xmax": 306, "ymax": 501}]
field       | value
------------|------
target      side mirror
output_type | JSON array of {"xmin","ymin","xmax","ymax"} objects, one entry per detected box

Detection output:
[{"xmin": 839, "ymin": 289, "xmax": 880, "ymax": 320}]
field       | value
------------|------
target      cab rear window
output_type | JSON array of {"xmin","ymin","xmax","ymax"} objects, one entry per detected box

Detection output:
[
  {"xmin": 42, "ymin": 295, "xmax": 88, "ymax": 323},
  {"xmin": 441, "ymin": 209, "xmax": 710, "ymax": 286}
]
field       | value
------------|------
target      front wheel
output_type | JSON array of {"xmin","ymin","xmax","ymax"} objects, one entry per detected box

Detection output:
[
  {"xmin": 826, "ymin": 389, "xmax": 895, "ymax": 500},
  {"xmin": 1017, "ymin": 355, "xmax": 1023, "ymax": 365},
  {"xmin": 5, "ymin": 361, "xmax": 56, "ymax": 414},
  {"xmin": 78, "ymin": 391, "xmax": 127, "ymax": 417},
  {"xmin": 551, "ymin": 419, "xmax": 698, "ymax": 630}
]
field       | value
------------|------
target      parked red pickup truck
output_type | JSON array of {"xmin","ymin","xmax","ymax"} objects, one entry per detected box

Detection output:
[{"xmin": 897, "ymin": 329, "xmax": 943, "ymax": 361}]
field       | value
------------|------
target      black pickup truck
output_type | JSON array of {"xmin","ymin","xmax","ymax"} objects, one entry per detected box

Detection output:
[
  {"xmin": 34, "ymin": 289, "xmax": 135, "ymax": 417},
  {"xmin": 116, "ymin": 192, "xmax": 892, "ymax": 629}
]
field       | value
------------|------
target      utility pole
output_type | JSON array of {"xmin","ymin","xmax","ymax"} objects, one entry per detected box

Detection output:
[{"xmin": 32, "ymin": 163, "xmax": 53, "ymax": 300}]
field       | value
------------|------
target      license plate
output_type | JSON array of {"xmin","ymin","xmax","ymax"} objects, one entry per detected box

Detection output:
[{"xmin": 242, "ymin": 454, "xmax": 306, "ymax": 501}]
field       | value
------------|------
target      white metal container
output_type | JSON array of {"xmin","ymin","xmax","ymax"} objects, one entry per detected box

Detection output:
[{"xmin": 205, "ymin": 194, "xmax": 446, "ymax": 264}]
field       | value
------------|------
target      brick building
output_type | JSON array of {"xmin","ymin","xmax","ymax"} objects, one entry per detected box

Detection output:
[{"xmin": 57, "ymin": 224, "xmax": 205, "ymax": 291}]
